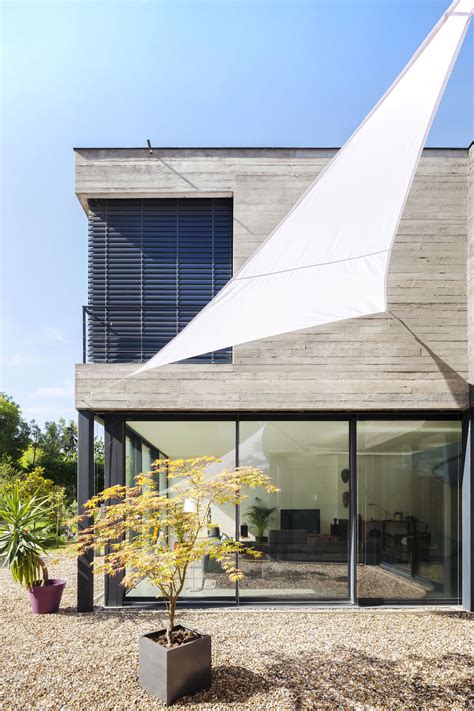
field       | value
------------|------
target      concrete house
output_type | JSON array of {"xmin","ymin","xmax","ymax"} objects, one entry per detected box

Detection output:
[{"xmin": 75, "ymin": 145, "xmax": 473, "ymax": 611}]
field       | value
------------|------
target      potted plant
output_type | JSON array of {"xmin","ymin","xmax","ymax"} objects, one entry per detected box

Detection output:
[
  {"xmin": 76, "ymin": 456, "xmax": 278, "ymax": 705},
  {"xmin": 0, "ymin": 483, "xmax": 66, "ymax": 613},
  {"xmin": 244, "ymin": 496, "xmax": 278, "ymax": 542}
]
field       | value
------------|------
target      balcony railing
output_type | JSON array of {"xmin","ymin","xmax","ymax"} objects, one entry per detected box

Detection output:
[{"xmin": 82, "ymin": 305, "xmax": 231, "ymax": 365}]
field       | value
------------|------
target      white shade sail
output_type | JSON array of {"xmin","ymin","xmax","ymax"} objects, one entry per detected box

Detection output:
[{"xmin": 134, "ymin": 0, "xmax": 473, "ymax": 374}]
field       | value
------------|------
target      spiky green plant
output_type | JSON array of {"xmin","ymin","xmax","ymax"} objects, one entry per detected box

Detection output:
[
  {"xmin": 244, "ymin": 496, "xmax": 278, "ymax": 540},
  {"xmin": 0, "ymin": 483, "xmax": 52, "ymax": 588}
]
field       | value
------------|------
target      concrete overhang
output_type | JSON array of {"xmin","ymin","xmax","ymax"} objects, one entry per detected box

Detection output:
[{"xmin": 74, "ymin": 145, "xmax": 471, "ymax": 215}]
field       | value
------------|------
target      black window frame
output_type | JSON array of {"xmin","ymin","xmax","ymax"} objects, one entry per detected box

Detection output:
[
  {"xmin": 87, "ymin": 197, "xmax": 233, "ymax": 364},
  {"xmin": 93, "ymin": 410, "xmax": 463, "ymax": 608}
]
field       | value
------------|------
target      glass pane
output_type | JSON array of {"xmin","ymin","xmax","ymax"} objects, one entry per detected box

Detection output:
[
  {"xmin": 357, "ymin": 420, "xmax": 461, "ymax": 601},
  {"xmin": 125, "ymin": 420, "xmax": 236, "ymax": 599},
  {"xmin": 142, "ymin": 443, "xmax": 152, "ymax": 474},
  {"xmin": 125, "ymin": 433, "xmax": 141, "ymax": 486},
  {"xmin": 239, "ymin": 421, "xmax": 350, "ymax": 600}
]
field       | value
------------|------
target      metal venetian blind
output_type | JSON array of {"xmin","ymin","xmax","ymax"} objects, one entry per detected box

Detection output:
[{"xmin": 88, "ymin": 198, "xmax": 233, "ymax": 363}]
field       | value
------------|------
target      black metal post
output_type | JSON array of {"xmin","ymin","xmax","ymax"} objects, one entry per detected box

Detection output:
[
  {"xmin": 349, "ymin": 417, "xmax": 358, "ymax": 604},
  {"xmin": 235, "ymin": 418, "xmax": 240, "ymax": 607},
  {"xmin": 462, "ymin": 408, "xmax": 474, "ymax": 611},
  {"xmin": 82, "ymin": 306, "xmax": 87, "ymax": 364},
  {"xmin": 77, "ymin": 410, "xmax": 95, "ymax": 612},
  {"xmin": 104, "ymin": 413, "xmax": 125, "ymax": 607}
]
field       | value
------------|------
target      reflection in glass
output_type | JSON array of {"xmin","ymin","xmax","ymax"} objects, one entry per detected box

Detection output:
[
  {"xmin": 357, "ymin": 420, "xmax": 461, "ymax": 600},
  {"xmin": 142, "ymin": 443, "xmax": 152, "ymax": 475},
  {"xmin": 239, "ymin": 421, "xmax": 350, "ymax": 600},
  {"xmin": 119, "ymin": 417, "xmax": 460, "ymax": 604},
  {"xmin": 125, "ymin": 420, "xmax": 236, "ymax": 599},
  {"xmin": 125, "ymin": 432, "xmax": 141, "ymax": 487}
]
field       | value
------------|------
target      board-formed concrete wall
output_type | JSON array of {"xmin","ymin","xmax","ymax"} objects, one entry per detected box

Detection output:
[{"xmin": 74, "ymin": 147, "xmax": 469, "ymax": 412}]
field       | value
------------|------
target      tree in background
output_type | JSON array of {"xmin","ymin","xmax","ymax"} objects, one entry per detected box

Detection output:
[
  {"xmin": 94, "ymin": 436, "xmax": 105, "ymax": 492},
  {"xmin": 28, "ymin": 422, "xmax": 42, "ymax": 467},
  {"xmin": 0, "ymin": 393, "xmax": 104, "ymax": 500},
  {"xmin": 0, "ymin": 459, "xmax": 21, "ymax": 486},
  {"xmin": 0, "ymin": 466, "xmax": 72, "ymax": 544},
  {"xmin": 0, "ymin": 394, "xmax": 84, "ymax": 541},
  {"xmin": 14, "ymin": 419, "xmax": 77, "ymax": 497},
  {"xmin": 19, "ymin": 468, "xmax": 73, "ymax": 542},
  {"xmin": 0, "ymin": 393, "xmax": 30, "ymax": 464},
  {"xmin": 40, "ymin": 419, "xmax": 77, "ymax": 462}
]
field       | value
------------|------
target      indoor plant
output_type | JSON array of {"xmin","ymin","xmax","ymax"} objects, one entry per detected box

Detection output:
[
  {"xmin": 244, "ymin": 496, "xmax": 278, "ymax": 542},
  {"xmin": 0, "ymin": 483, "xmax": 66, "ymax": 613},
  {"xmin": 76, "ymin": 456, "xmax": 278, "ymax": 704}
]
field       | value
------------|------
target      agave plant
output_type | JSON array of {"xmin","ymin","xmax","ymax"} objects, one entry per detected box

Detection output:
[
  {"xmin": 0, "ymin": 483, "xmax": 52, "ymax": 588},
  {"xmin": 244, "ymin": 496, "xmax": 278, "ymax": 541}
]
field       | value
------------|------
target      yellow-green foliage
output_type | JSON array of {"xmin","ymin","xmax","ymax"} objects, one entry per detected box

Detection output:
[
  {"xmin": 14, "ymin": 468, "xmax": 69, "ymax": 540},
  {"xmin": 19, "ymin": 444, "xmax": 45, "ymax": 470},
  {"xmin": 75, "ymin": 456, "xmax": 279, "ymax": 644},
  {"xmin": 16, "ymin": 467, "xmax": 57, "ymax": 498}
]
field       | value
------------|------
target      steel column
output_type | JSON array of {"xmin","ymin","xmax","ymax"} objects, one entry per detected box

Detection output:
[
  {"xmin": 349, "ymin": 417, "xmax": 358, "ymax": 604},
  {"xmin": 77, "ymin": 410, "xmax": 95, "ymax": 612},
  {"xmin": 104, "ymin": 413, "xmax": 125, "ymax": 607},
  {"xmin": 235, "ymin": 418, "xmax": 240, "ymax": 606},
  {"xmin": 462, "ymin": 409, "xmax": 474, "ymax": 611}
]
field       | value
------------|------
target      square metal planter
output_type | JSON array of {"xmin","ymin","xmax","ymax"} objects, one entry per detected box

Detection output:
[{"xmin": 139, "ymin": 625, "xmax": 211, "ymax": 705}]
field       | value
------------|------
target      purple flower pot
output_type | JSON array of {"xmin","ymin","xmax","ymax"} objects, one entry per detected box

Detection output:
[{"xmin": 28, "ymin": 578, "xmax": 66, "ymax": 614}]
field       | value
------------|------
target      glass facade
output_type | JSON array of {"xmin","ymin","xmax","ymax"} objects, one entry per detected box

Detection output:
[
  {"xmin": 117, "ymin": 416, "xmax": 461, "ymax": 605},
  {"xmin": 357, "ymin": 420, "xmax": 461, "ymax": 601},
  {"xmin": 239, "ymin": 421, "xmax": 349, "ymax": 600},
  {"xmin": 125, "ymin": 420, "xmax": 236, "ymax": 599}
]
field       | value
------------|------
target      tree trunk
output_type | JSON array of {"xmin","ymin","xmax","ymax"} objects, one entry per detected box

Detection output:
[
  {"xmin": 39, "ymin": 558, "xmax": 49, "ymax": 586},
  {"xmin": 166, "ymin": 598, "xmax": 176, "ymax": 647}
]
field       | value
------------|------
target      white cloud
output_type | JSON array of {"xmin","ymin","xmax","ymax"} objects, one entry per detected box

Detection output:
[
  {"xmin": 31, "ymin": 382, "xmax": 73, "ymax": 399},
  {"xmin": 23, "ymin": 404, "xmax": 76, "ymax": 422},
  {"xmin": 1, "ymin": 355, "xmax": 34, "ymax": 367},
  {"xmin": 44, "ymin": 327, "xmax": 70, "ymax": 344},
  {"xmin": 18, "ymin": 380, "xmax": 75, "ymax": 425}
]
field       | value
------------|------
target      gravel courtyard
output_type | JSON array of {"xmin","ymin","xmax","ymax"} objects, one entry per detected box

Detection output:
[{"xmin": 0, "ymin": 555, "xmax": 472, "ymax": 710}]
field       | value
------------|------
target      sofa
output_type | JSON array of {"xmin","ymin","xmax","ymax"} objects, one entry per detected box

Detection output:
[{"xmin": 268, "ymin": 529, "xmax": 347, "ymax": 563}]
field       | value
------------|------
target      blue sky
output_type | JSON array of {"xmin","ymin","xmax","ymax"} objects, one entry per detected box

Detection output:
[{"xmin": 0, "ymin": 0, "xmax": 472, "ymax": 426}]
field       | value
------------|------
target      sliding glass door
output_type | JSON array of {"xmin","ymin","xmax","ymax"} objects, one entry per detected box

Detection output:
[
  {"xmin": 238, "ymin": 421, "xmax": 350, "ymax": 600},
  {"xmin": 357, "ymin": 420, "xmax": 461, "ymax": 602},
  {"xmin": 116, "ymin": 415, "xmax": 461, "ymax": 606},
  {"xmin": 125, "ymin": 420, "xmax": 236, "ymax": 600}
]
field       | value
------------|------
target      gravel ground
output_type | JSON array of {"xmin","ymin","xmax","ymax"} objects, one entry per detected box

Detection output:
[
  {"xmin": 207, "ymin": 560, "xmax": 430, "ymax": 598},
  {"xmin": 0, "ymin": 555, "xmax": 473, "ymax": 710}
]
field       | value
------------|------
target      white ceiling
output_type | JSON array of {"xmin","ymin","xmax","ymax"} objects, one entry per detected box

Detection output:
[{"xmin": 127, "ymin": 419, "xmax": 459, "ymax": 461}]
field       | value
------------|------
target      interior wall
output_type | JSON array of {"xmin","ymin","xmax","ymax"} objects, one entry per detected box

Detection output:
[
  {"xmin": 246, "ymin": 453, "xmax": 348, "ymax": 535},
  {"xmin": 357, "ymin": 419, "xmax": 461, "ymax": 597},
  {"xmin": 127, "ymin": 418, "xmax": 460, "ymax": 544},
  {"xmin": 358, "ymin": 454, "xmax": 415, "ymax": 522},
  {"xmin": 239, "ymin": 421, "xmax": 349, "ymax": 536}
]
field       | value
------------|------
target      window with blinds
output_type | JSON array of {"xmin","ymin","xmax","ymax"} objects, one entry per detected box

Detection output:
[{"xmin": 87, "ymin": 198, "xmax": 233, "ymax": 363}]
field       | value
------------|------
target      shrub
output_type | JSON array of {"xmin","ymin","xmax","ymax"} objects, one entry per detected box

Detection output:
[
  {"xmin": 0, "ymin": 460, "xmax": 21, "ymax": 486},
  {"xmin": 1, "ymin": 467, "xmax": 70, "ymax": 544},
  {"xmin": 76, "ymin": 456, "xmax": 279, "ymax": 646}
]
